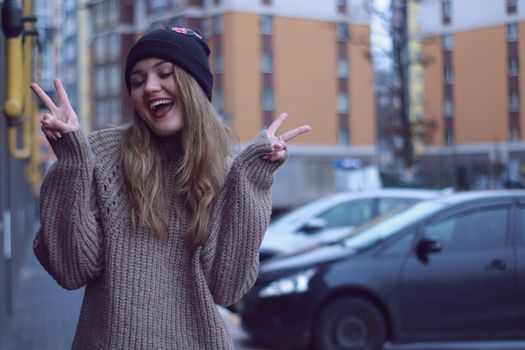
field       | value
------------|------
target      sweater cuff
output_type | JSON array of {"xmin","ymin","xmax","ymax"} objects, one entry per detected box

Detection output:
[
  {"xmin": 236, "ymin": 131, "xmax": 285, "ymax": 186},
  {"xmin": 49, "ymin": 130, "xmax": 94, "ymax": 165}
]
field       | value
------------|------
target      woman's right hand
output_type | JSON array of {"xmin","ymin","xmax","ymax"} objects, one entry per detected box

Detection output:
[{"xmin": 30, "ymin": 79, "xmax": 80, "ymax": 141}]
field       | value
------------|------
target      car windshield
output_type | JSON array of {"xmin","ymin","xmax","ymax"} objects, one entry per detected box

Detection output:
[
  {"xmin": 340, "ymin": 200, "xmax": 446, "ymax": 250},
  {"xmin": 269, "ymin": 196, "xmax": 333, "ymax": 226}
]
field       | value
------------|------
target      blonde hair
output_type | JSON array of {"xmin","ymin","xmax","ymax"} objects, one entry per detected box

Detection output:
[{"xmin": 121, "ymin": 65, "xmax": 235, "ymax": 250}]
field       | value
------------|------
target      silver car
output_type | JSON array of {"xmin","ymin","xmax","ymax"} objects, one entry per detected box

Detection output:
[{"xmin": 260, "ymin": 188, "xmax": 447, "ymax": 260}]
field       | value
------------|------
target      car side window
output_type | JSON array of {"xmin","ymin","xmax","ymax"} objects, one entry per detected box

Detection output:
[
  {"xmin": 423, "ymin": 206, "xmax": 508, "ymax": 252},
  {"xmin": 317, "ymin": 199, "xmax": 374, "ymax": 228},
  {"xmin": 378, "ymin": 198, "xmax": 414, "ymax": 215}
]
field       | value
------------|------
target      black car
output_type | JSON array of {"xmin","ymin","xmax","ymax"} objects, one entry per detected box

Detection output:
[{"xmin": 240, "ymin": 190, "xmax": 525, "ymax": 350}]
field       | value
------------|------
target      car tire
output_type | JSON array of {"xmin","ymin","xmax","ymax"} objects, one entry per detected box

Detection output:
[{"xmin": 312, "ymin": 297, "xmax": 386, "ymax": 350}]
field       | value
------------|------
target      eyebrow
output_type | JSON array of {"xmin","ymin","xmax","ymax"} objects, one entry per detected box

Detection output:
[{"xmin": 130, "ymin": 60, "xmax": 171, "ymax": 76}]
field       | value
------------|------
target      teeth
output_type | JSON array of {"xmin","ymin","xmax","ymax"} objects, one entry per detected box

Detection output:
[{"xmin": 149, "ymin": 99, "xmax": 173, "ymax": 111}]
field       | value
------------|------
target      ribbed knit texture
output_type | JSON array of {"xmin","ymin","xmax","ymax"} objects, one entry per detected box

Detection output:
[{"xmin": 33, "ymin": 128, "xmax": 283, "ymax": 349}]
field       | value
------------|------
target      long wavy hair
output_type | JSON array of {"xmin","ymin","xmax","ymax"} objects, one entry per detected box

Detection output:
[{"xmin": 121, "ymin": 65, "xmax": 235, "ymax": 250}]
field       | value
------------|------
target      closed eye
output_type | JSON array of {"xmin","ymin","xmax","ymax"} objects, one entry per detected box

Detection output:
[
  {"xmin": 131, "ymin": 79, "xmax": 145, "ymax": 88},
  {"xmin": 159, "ymin": 71, "xmax": 173, "ymax": 78}
]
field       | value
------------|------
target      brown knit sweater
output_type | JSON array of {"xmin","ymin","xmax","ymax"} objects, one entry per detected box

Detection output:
[{"xmin": 33, "ymin": 128, "xmax": 282, "ymax": 349}]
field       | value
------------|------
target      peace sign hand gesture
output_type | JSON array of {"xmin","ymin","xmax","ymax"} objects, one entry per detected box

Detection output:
[
  {"xmin": 30, "ymin": 79, "xmax": 80, "ymax": 141},
  {"xmin": 263, "ymin": 113, "xmax": 312, "ymax": 162}
]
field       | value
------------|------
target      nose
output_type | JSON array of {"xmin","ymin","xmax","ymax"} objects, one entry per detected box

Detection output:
[{"xmin": 144, "ymin": 75, "xmax": 161, "ymax": 93}]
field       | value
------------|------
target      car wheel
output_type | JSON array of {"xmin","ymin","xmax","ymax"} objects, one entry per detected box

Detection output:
[{"xmin": 312, "ymin": 297, "xmax": 386, "ymax": 350}]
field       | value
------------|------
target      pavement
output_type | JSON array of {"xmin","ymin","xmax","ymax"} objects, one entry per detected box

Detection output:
[{"xmin": 0, "ymin": 244, "xmax": 83, "ymax": 350}]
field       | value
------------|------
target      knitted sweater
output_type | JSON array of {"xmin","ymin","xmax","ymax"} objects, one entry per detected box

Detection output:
[{"xmin": 33, "ymin": 128, "xmax": 282, "ymax": 349}]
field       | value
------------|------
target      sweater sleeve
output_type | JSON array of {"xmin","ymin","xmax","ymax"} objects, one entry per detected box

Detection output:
[
  {"xmin": 33, "ymin": 130, "xmax": 104, "ymax": 290},
  {"xmin": 199, "ymin": 131, "xmax": 284, "ymax": 306}
]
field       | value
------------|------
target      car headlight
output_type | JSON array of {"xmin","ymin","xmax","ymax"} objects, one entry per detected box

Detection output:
[{"xmin": 258, "ymin": 268, "xmax": 315, "ymax": 298}]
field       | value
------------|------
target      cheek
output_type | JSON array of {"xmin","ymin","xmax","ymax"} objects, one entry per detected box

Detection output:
[{"xmin": 130, "ymin": 92, "xmax": 143, "ymax": 110}]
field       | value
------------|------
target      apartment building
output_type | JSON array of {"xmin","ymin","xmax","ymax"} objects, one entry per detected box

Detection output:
[{"xmin": 418, "ymin": 0, "xmax": 525, "ymax": 188}]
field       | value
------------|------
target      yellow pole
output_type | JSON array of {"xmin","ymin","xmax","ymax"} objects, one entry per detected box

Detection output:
[{"xmin": 3, "ymin": 38, "xmax": 24, "ymax": 118}]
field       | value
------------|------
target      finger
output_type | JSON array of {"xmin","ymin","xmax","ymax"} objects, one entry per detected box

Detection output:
[
  {"xmin": 267, "ymin": 113, "xmax": 288, "ymax": 136},
  {"xmin": 42, "ymin": 113, "xmax": 74, "ymax": 132},
  {"xmin": 53, "ymin": 131, "xmax": 62, "ymax": 139},
  {"xmin": 54, "ymin": 79, "xmax": 73, "ymax": 110},
  {"xmin": 31, "ymin": 82, "xmax": 58, "ymax": 112},
  {"xmin": 280, "ymin": 125, "xmax": 312, "ymax": 142},
  {"xmin": 273, "ymin": 142, "xmax": 286, "ymax": 151},
  {"xmin": 41, "ymin": 126, "xmax": 57, "ymax": 141}
]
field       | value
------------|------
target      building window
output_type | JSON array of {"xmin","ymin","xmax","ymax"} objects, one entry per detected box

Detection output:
[
  {"xmin": 261, "ymin": 52, "xmax": 273, "ymax": 73},
  {"xmin": 109, "ymin": 64, "xmax": 120, "ymax": 94},
  {"xmin": 509, "ymin": 90, "xmax": 520, "ymax": 112},
  {"xmin": 509, "ymin": 55, "xmax": 519, "ymax": 76},
  {"xmin": 442, "ymin": 0, "xmax": 451, "ymax": 25},
  {"xmin": 336, "ymin": 22, "xmax": 348, "ymax": 41},
  {"xmin": 338, "ymin": 127, "xmax": 349, "ymax": 145},
  {"xmin": 150, "ymin": 0, "xmax": 168, "ymax": 13},
  {"xmin": 442, "ymin": 33, "xmax": 453, "ymax": 51},
  {"xmin": 507, "ymin": 0, "xmax": 517, "ymax": 14},
  {"xmin": 108, "ymin": 34, "xmax": 120, "ymax": 59},
  {"xmin": 444, "ymin": 99, "xmax": 453, "ymax": 117},
  {"xmin": 94, "ymin": 36, "xmax": 105, "ymax": 62},
  {"xmin": 507, "ymin": 23, "xmax": 518, "ymax": 42},
  {"xmin": 337, "ymin": 0, "xmax": 347, "ymax": 14},
  {"xmin": 108, "ymin": 0, "xmax": 118, "ymax": 23},
  {"xmin": 444, "ymin": 124, "xmax": 454, "ymax": 145},
  {"xmin": 94, "ymin": 2, "xmax": 105, "ymax": 28},
  {"xmin": 443, "ymin": 65, "xmax": 454, "ymax": 84},
  {"xmin": 213, "ymin": 16, "xmax": 223, "ymax": 35},
  {"xmin": 337, "ymin": 58, "xmax": 348, "ymax": 78},
  {"xmin": 262, "ymin": 0, "xmax": 272, "ymax": 5},
  {"xmin": 260, "ymin": 15, "xmax": 273, "ymax": 35},
  {"xmin": 262, "ymin": 88, "xmax": 274, "ymax": 111},
  {"xmin": 337, "ymin": 92, "xmax": 349, "ymax": 113},
  {"xmin": 109, "ymin": 98, "xmax": 121, "ymax": 124},
  {"xmin": 215, "ymin": 90, "xmax": 224, "ymax": 112},
  {"xmin": 95, "ymin": 67, "xmax": 107, "ymax": 96}
]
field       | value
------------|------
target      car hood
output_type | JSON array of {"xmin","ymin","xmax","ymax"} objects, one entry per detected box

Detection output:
[
  {"xmin": 260, "ymin": 242, "xmax": 356, "ymax": 274},
  {"xmin": 260, "ymin": 223, "xmax": 299, "ymax": 252}
]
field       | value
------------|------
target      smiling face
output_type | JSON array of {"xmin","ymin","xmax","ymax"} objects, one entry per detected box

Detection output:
[{"xmin": 129, "ymin": 58, "xmax": 185, "ymax": 137}]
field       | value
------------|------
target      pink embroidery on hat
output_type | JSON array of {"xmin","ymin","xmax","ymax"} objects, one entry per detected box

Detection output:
[{"xmin": 171, "ymin": 27, "xmax": 203, "ymax": 40}]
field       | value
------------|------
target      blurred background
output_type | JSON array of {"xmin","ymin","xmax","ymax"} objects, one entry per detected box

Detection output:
[{"xmin": 1, "ymin": 0, "xmax": 525, "ymax": 348}]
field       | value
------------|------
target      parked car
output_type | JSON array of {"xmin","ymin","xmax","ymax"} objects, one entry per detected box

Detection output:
[
  {"xmin": 240, "ymin": 190, "xmax": 525, "ymax": 350},
  {"xmin": 260, "ymin": 188, "xmax": 444, "ymax": 261}
]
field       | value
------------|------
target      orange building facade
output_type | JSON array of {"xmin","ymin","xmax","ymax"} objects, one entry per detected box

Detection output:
[{"xmin": 417, "ymin": 0, "xmax": 525, "ymax": 188}]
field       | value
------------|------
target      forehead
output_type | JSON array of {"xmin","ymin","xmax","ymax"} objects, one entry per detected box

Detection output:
[{"xmin": 131, "ymin": 58, "xmax": 172, "ymax": 74}]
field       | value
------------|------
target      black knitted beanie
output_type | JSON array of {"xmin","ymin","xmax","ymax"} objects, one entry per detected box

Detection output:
[{"xmin": 125, "ymin": 27, "xmax": 213, "ymax": 101}]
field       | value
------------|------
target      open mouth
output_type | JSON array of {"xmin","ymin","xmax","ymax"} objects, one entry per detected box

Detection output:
[{"xmin": 148, "ymin": 99, "xmax": 174, "ymax": 117}]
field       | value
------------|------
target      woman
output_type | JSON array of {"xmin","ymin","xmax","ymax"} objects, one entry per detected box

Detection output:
[{"xmin": 31, "ymin": 27, "xmax": 310, "ymax": 349}]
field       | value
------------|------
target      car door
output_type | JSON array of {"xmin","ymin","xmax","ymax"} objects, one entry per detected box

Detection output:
[
  {"xmin": 515, "ymin": 201, "xmax": 525, "ymax": 337},
  {"xmin": 400, "ymin": 202, "xmax": 516, "ymax": 340}
]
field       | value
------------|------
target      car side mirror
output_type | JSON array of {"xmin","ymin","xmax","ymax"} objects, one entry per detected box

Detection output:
[
  {"xmin": 300, "ymin": 218, "xmax": 327, "ymax": 235},
  {"xmin": 415, "ymin": 238, "xmax": 442, "ymax": 263}
]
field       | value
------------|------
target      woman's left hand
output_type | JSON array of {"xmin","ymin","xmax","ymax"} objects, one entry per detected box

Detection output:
[{"xmin": 263, "ymin": 113, "xmax": 312, "ymax": 162}]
